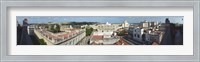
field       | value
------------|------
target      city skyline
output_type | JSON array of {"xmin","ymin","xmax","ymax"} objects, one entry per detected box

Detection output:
[
  {"xmin": 17, "ymin": 16, "xmax": 183, "ymax": 45},
  {"xmin": 17, "ymin": 16, "xmax": 183, "ymax": 24}
]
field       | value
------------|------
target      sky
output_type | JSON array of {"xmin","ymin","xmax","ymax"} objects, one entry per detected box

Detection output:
[{"xmin": 17, "ymin": 16, "xmax": 183, "ymax": 24}]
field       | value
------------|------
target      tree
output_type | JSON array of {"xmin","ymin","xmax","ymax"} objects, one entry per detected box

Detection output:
[
  {"xmin": 39, "ymin": 39, "xmax": 47, "ymax": 45},
  {"xmin": 117, "ymin": 30, "xmax": 126, "ymax": 36},
  {"xmin": 55, "ymin": 24, "xmax": 60, "ymax": 32},
  {"xmin": 45, "ymin": 25, "xmax": 49, "ymax": 29},
  {"xmin": 49, "ymin": 24, "xmax": 61, "ymax": 33},
  {"xmin": 86, "ymin": 27, "xmax": 93, "ymax": 36},
  {"xmin": 50, "ymin": 25, "xmax": 55, "ymax": 32}
]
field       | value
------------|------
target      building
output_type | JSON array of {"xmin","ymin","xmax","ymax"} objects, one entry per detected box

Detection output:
[
  {"xmin": 34, "ymin": 27, "xmax": 86, "ymax": 45},
  {"xmin": 89, "ymin": 22, "xmax": 122, "ymax": 45},
  {"xmin": 60, "ymin": 29, "xmax": 86, "ymax": 45},
  {"xmin": 17, "ymin": 19, "xmax": 33, "ymax": 45},
  {"xmin": 92, "ymin": 22, "xmax": 119, "ymax": 38},
  {"xmin": 144, "ymin": 31, "xmax": 164, "ymax": 44},
  {"xmin": 160, "ymin": 18, "xmax": 183, "ymax": 45},
  {"xmin": 132, "ymin": 27, "xmax": 144, "ymax": 42},
  {"xmin": 28, "ymin": 24, "xmax": 35, "ymax": 35},
  {"xmin": 131, "ymin": 28, "xmax": 164, "ymax": 45},
  {"xmin": 122, "ymin": 20, "xmax": 129, "ymax": 28},
  {"xmin": 141, "ymin": 21, "xmax": 149, "ymax": 28},
  {"xmin": 90, "ymin": 35, "xmax": 120, "ymax": 45},
  {"xmin": 140, "ymin": 21, "xmax": 159, "ymax": 29},
  {"xmin": 60, "ymin": 25, "xmax": 73, "ymax": 31}
]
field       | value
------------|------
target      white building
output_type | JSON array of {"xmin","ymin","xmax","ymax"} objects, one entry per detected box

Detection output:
[
  {"xmin": 92, "ymin": 22, "xmax": 119, "ymax": 38},
  {"xmin": 132, "ymin": 27, "xmax": 144, "ymax": 42},
  {"xmin": 28, "ymin": 25, "xmax": 35, "ymax": 35},
  {"xmin": 140, "ymin": 21, "xmax": 159, "ymax": 28},
  {"xmin": 122, "ymin": 20, "xmax": 130, "ymax": 28}
]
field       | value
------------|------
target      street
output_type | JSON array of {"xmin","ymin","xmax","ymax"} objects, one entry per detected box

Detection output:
[
  {"xmin": 77, "ymin": 36, "xmax": 90, "ymax": 45},
  {"xmin": 122, "ymin": 35, "xmax": 144, "ymax": 45}
]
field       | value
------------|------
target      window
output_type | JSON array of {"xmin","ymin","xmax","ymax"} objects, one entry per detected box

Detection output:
[{"xmin": 137, "ymin": 34, "xmax": 140, "ymax": 38}]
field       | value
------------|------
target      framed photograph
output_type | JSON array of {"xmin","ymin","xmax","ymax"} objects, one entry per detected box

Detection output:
[{"xmin": 0, "ymin": 0, "xmax": 199, "ymax": 62}]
